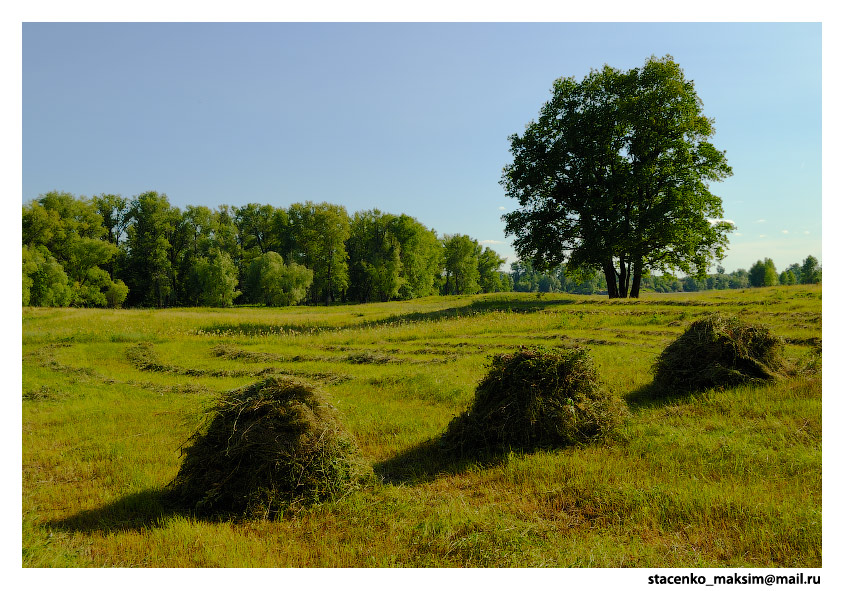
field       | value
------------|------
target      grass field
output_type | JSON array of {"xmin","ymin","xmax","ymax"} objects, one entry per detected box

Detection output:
[{"xmin": 21, "ymin": 286, "xmax": 822, "ymax": 567}]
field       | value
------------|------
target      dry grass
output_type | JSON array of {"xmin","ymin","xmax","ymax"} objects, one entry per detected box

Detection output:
[
  {"xmin": 442, "ymin": 346, "xmax": 625, "ymax": 456},
  {"xmin": 169, "ymin": 377, "xmax": 371, "ymax": 519},
  {"xmin": 21, "ymin": 286, "xmax": 822, "ymax": 567},
  {"xmin": 651, "ymin": 314, "xmax": 785, "ymax": 394}
]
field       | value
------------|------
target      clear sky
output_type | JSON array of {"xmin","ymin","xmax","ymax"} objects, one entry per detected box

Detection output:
[{"xmin": 22, "ymin": 21, "xmax": 822, "ymax": 274}]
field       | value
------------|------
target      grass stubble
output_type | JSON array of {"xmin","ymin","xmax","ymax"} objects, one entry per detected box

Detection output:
[{"xmin": 21, "ymin": 285, "xmax": 821, "ymax": 567}]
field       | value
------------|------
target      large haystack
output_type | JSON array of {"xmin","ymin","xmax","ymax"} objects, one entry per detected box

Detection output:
[
  {"xmin": 169, "ymin": 377, "xmax": 367, "ymax": 518},
  {"xmin": 652, "ymin": 314, "xmax": 784, "ymax": 394},
  {"xmin": 442, "ymin": 346, "xmax": 622, "ymax": 455}
]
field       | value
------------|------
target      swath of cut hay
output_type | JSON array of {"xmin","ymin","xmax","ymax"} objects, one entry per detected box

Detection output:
[
  {"xmin": 652, "ymin": 313, "xmax": 785, "ymax": 394},
  {"xmin": 169, "ymin": 376, "xmax": 370, "ymax": 519},
  {"xmin": 442, "ymin": 345, "xmax": 624, "ymax": 456}
]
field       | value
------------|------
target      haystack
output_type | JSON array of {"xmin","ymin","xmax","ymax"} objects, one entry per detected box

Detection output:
[
  {"xmin": 169, "ymin": 377, "xmax": 367, "ymax": 518},
  {"xmin": 442, "ymin": 346, "xmax": 621, "ymax": 455},
  {"xmin": 652, "ymin": 314, "xmax": 784, "ymax": 393}
]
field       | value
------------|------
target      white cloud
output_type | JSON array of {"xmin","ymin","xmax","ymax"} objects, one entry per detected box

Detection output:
[
  {"xmin": 759, "ymin": 234, "xmax": 767, "ymax": 238},
  {"xmin": 755, "ymin": 219, "xmax": 767, "ymax": 223},
  {"xmin": 707, "ymin": 217, "xmax": 736, "ymax": 226},
  {"xmin": 734, "ymin": 232, "xmax": 743, "ymax": 237},
  {"xmin": 804, "ymin": 230, "xmax": 811, "ymax": 235},
  {"xmin": 781, "ymin": 230, "xmax": 789, "ymax": 234},
  {"xmin": 481, "ymin": 239, "xmax": 507, "ymax": 245},
  {"xmin": 497, "ymin": 206, "xmax": 506, "ymax": 211}
]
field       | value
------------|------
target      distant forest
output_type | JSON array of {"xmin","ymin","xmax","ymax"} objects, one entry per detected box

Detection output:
[{"xmin": 22, "ymin": 191, "xmax": 821, "ymax": 308}]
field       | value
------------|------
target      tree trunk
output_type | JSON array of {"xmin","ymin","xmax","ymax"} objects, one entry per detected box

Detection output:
[
  {"xmin": 325, "ymin": 249, "xmax": 333, "ymax": 306},
  {"xmin": 630, "ymin": 258, "xmax": 643, "ymax": 298},
  {"xmin": 602, "ymin": 260, "xmax": 619, "ymax": 298},
  {"xmin": 618, "ymin": 256, "xmax": 628, "ymax": 298}
]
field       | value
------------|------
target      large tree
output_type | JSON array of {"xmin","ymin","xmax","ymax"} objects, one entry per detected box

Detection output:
[
  {"xmin": 749, "ymin": 258, "xmax": 779, "ymax": 287},
  {"xmin": 244, "ymin": 251, "xmax": 312, "ymax": 307},
  {"xmin": 502, "ymin": 55, "xmax": 733, "ymax": 298},
  {"xmin": 123, "ymin": 191, "xmax": 177, "ymax": 307},
  {"xmin": 442, "ymin": 234, "xmax": 481, "ymax": 295},
  {"xmin": 346, "ymin": 210, "xmax": 402, "ymax": 303},
  {"xmin": 23, "ymin": 192, "xmax": 122, "ymax": 307},
  {"xmin": 287, "ymin": 202, "xmax": 350, "ymax": 305},
  {"xmin": 477, "ymin": 247, "xmax": 507, "ymax": 293},
  {"xmin": 235, "ymin": 203, "xmax": 281, "ymax": 257},
  {"xmin": 389, "ymin": 214, "xmax": 442, "ymax": 299},
  {"xmin": 800, "ymin": 255, "xmax": 821, "ymax": 284},
  {"xmin": 189, "ymin": 250, "xmax": 241, "ymax": 307}
]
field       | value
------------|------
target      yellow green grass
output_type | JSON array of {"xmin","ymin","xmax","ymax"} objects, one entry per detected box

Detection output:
[{"xmin": 22, "ymin": 285, "xmax": 821, "ymax": 567}]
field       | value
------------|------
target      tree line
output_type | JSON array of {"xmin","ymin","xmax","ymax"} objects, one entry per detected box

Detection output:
[
  {"xmin": 509, "ymin": 256, "xmax": 821, "ymax": 295},
  {"xmin": 22, "ymin": 191, "xmax": 511, "ymax": 308}
]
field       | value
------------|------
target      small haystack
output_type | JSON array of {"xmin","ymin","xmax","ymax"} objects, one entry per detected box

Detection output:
[
  {"xmin": 442, "ymin": 346, "xmax": 622, "ymax": 455},
  {"xmin": 652, "ymin": 314, "xmax": 784, "ymax": 393},
  {"xmin": 170, "ymin": 377, "xmax": 367, "ymax": 518}
]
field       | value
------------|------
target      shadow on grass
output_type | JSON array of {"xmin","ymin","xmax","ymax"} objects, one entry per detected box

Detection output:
[
  {"xmin": 198, "ymin": 295, "xmax": 586, "ymax": 336},
  {"xmin": 365, "ymin": 296, "xmax": 582, "ymax": 328},
  {"xmin": 624, "ymin": 381, "xmax": 718, "ymax": 410},
  {"xmin": 372, "ymin": 437, "xmax": 508, "ymax": 485},
  {"xmin": 623, "ymin": 382, "xmax": 700, "ymax": 409},
  {"xmin": 45, "ymin": 488, "xmax": 195, "ymax": 534}
]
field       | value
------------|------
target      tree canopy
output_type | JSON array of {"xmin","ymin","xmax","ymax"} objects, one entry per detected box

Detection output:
[
  {"xmin": 23, "ymin": 192, "xmax": 511, "ymax": 308},
  {"xmin": 502, "ymin": 55, "xmax": 734, "ymax": 298},
  {"xmin": 749, "ymin": 258, "xmax": 779, "ymax": 287}
]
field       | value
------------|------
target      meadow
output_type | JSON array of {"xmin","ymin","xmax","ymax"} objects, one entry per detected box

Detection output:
[{"xmin": 21, "ymin": 286, "xmax": 822, "ymax": 567}]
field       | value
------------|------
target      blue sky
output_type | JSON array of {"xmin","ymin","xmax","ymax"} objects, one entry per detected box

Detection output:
[{"xmin": 22, "ymin": 21, "xmax": 822, "ymax": 274}]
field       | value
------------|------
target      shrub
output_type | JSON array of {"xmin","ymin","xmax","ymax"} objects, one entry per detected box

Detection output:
[
  {"xmin": 169, "ymin": 377, "xmax": 368, "ymax": 518},
  {"xmin": 441, "ymin": 346, "xmax": 622, "ymax": 455},
  {"xmin": 104, "ymin": 279, "xmax": 129, "ymax": 308},
  {"xmin": 244, "ymin": 252, "xmax": 313, "ymax": 306},
  {"xmin": 652, "ymin": 314, "xmax": 784, "ymax": 393}
]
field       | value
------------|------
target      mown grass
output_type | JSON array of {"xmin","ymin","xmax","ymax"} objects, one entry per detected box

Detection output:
[{"xmin": 22, "ymin": 285, "xmax": 821, "ymax": 567}]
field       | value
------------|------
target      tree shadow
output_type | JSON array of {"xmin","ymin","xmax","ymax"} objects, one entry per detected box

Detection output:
[
  {"xmin": 372, "ymin": 437, "xmax": 508, "ymax": 486},
  {"xmin": 364, "ymin": 296, "xmax": 583, "ymax": 329},
  {"xmin": 623, "ymin": 381, "xmax": 698, "ymax": 410},
  {"xmin": 45, "ymin": 487, "xmax": 195, "ymax": 535},
  {"xmin": 200, "ymin": 295, "xmax": 586, "ymax": 336}
]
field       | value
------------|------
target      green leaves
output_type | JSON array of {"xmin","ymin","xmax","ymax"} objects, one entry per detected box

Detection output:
[
  {"xmin": 502, "ymin": 55, "xmax": 733, "ymax": 298},
  {"xmin": 749, "ymin": 258, "xmax": 779, "ymax": 287}
]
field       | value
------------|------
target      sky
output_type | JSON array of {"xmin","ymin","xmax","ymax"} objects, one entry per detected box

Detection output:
[{"xmin": 21, "ymin": 21, "xmax": 822, "ymax": 274}]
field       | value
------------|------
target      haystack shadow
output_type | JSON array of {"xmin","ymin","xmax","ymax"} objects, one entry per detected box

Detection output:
[
  {"xmin": 372, "ymin": 437, "xmax": 507, "ymax": 485},
  {"xmin": 45, "ymin": 487, "xmax": 186, "ymax": 535},
  {"xmin": 623, "ymin": 381, "xmax": 697, "ymax": 409}
]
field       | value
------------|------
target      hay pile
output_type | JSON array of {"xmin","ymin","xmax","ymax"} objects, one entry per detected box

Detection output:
[
  {"xmin": 169, "ymin": 377, "xmax": 367, "ymax": 518},
  {"xmin": 442, "ymin": 346, "xmax": 621, "ymax": 455},
  {"xmin": 652, "ymin": 314, "xmax": 784, "ymax": 393}
]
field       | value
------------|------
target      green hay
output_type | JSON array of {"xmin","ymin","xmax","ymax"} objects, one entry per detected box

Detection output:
[
  {"xmin": 169, "ymin": 377, "xmax": 369, "ymax": 519},
  {"xmin": 652, "ymin": 314, "xmax": 785, "ymax": 394},
  {"xmin": 442, "ymin": 346, "xmax": 623, "ymax": 456},
  {"xmin": 345, "ymin": 350, "xmax": 396, "ymax": 364}
]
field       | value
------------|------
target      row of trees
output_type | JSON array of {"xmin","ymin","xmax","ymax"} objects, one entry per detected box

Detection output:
[
  {"xmin": 508, "ymin": 256, "xmax": 821, "ymax": 295},
  {"xmin": 22, "ymin": 191, "xmax": 510, "ymax": 308},
  {"xmin": 746, "ymin": 256, "xmax": 822, "ymax": 288}
]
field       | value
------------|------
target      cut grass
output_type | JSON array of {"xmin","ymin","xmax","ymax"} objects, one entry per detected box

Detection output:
[
  {"xmin": 170, "ymin": 377, "xmax": 371, "ymax": 518},
  {"xmin": 442, "ymin": 346, "xmax": 624, "ymax": 456},
  {"xmin": 22, "ymin": 285, "xmax": 821, "ymax": 567},
  {"xmin": 651, "ymin": 314, "xmax": 786, "ymax": 394}
]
